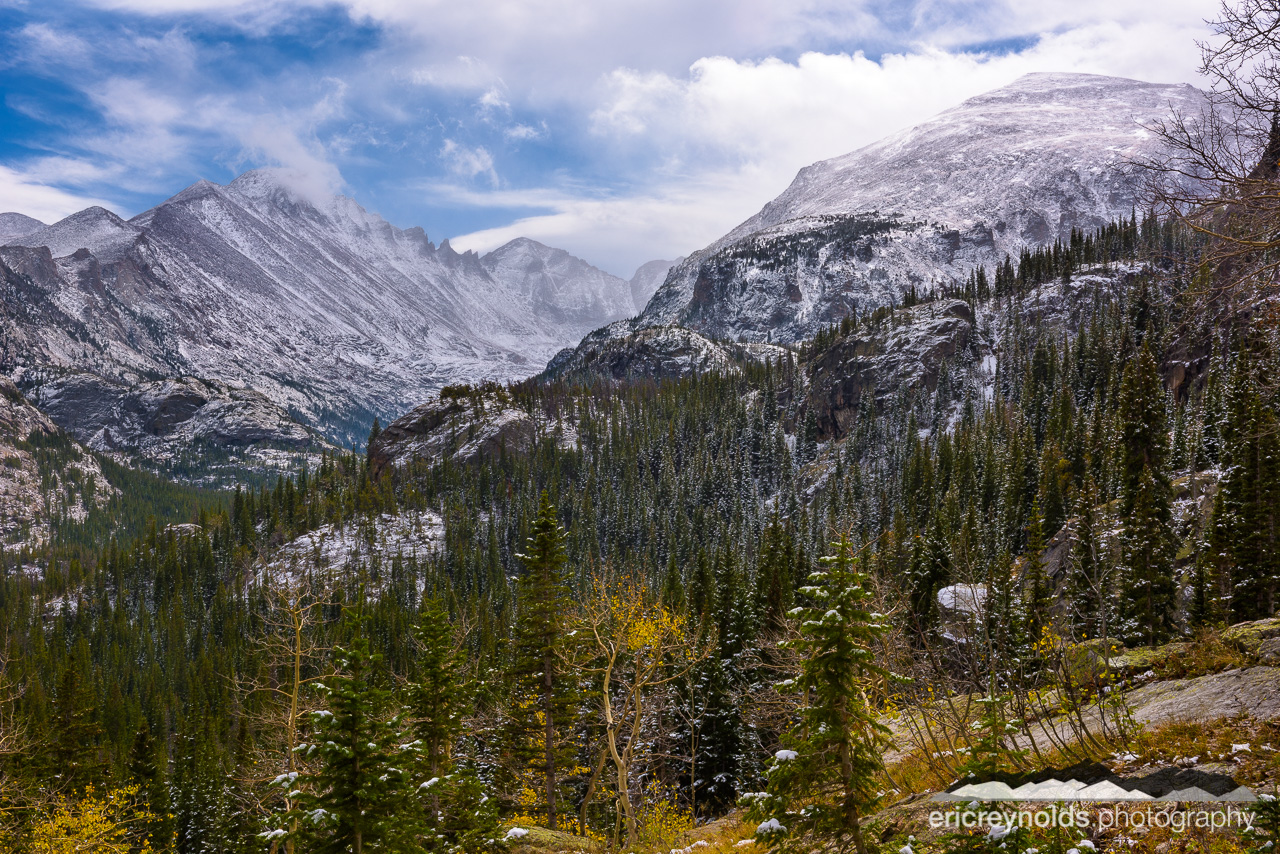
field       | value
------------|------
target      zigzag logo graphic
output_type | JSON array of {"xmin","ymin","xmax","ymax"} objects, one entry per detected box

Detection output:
[{"xmin": 933, "ymin": 762, "xmax": 1259, "ymax": 803}]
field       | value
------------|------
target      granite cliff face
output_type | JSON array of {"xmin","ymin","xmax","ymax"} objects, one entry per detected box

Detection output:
[
  {"xmin": 368, "ymin": 389, "xmax": 552, "ymax": 473},
  {"xmin": 542, "ymin": 323, "xmax": 792, "ymax": 383},
  {"xmin": 24, "ymin": 373, "xmax": 329, "ymax": 479},
  {"xmin": 806, "ymin": 299, "xmax": 978, "ymax": 439},
  {"xmin": 632, "ymin": 73, "xmax": 1202, "ymax": 345}
]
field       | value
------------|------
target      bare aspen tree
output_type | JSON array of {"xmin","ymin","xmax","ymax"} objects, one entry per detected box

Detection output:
[
  {"xmin": 1141, "ymin": 0, "xmax": 1280, "ymax": 321},
  {"xmin": 243, "ymin": 570, "xmax": 334, "ymax": 854},
  {"xmin": 576, "ymin": 575, "xmax": 702, "ymax": 849}
]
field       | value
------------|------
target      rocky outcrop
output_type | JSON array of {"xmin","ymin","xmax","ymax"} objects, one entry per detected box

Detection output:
[
  {"xmin": 541, "ymin": 323, "xmax": 792, "ymax": 383},
  {"xmin": 368, "ymin": 389, "xmax": 553, "ymax": 473},
  {"xmin": 806, "ymin": 299, "xmax": 976, "ymax": 439},
  {"xmin": 22, "ymin": 372, "xmax": 329, "ymax": 480},
  {"xmin": 0, "ymin": 376, "xmax": 114, "ymax": 549}
]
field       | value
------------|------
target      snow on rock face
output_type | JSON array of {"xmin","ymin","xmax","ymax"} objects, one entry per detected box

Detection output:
[
  {"xmin": 263, "ymin": 510, "xmax": 445, "ymax": 589},
  {"xmin": 541, "ymin": 322, "xmax": 793, "ymax": 383},
  {"xmin": 733, "ymin": 73, "xmax": 1200, "ymax": 245},
  {"xmin": 368, "ymin": 385, "xmax": 592, "ymax": 472},
  {"xmin": 806, "ymin": 299, "xmax": 977, "ymax": 439},
  {"xmin": 0, "ymin": 213, "xmax": 46, "ymax": 244},
  {"xmin": 628, "ymin": 257, "xmax": 682, "ymax": 313},
  {"xmin": 369, "ymin": 389, "xmax": 543, "ymax": 473},
  {"xmin": 26, "ymin": 372, "xmax": 330, "ymax": 483},
  {"xmin": 10, "ymin": 207, "xmax": 141, "ymax": 263},
  {"xmin": 0, "ymin": 169, "xmax": 635, "ymax": 446},
  {"xmin": 638, "ymin": 73, "xmax": 1203, "ymax": 345},
  {"xmin": 480, "ymin": 237, "xmax": 636, "ymax": 325},
  {"xmin": 0, "ymin": 377, "xmax": 115, "ymax": 550}
]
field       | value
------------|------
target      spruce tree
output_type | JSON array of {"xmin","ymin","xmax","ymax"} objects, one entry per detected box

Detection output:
[
  {"xmin": 289, "ymin": 635, "xmax": 416, "ymax": 854},
  {"xmin": 746, "ymin": 537, "xmax": 893, "ymax": 854},
  {"xmin": 1116, "ymin": 346, "xmax": 1176, "ymax": 645},
  {"xmin": 508, "ymin": 492, "xmax": 576, "ymax": 829},
  {"xmin": 406, "ymin": 599, "xmax": 502, "ymax": 853},
  {"xmin": 1215, "ymin": 365, "xmax": 1280, "ymax": 620}
]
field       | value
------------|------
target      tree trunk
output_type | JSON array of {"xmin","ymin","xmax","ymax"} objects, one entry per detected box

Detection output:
[
  {"xmin": 601, "ymin": 656, "xmax": 637, "ymax": 848},
  {"xmin": 579, "ymin": 746, "xmax": 608, "ymax": 836},
  {"xmin": 839, "ymin": 738, "xmax": 868, "ymax": 854},
  {"xmin": 544, "ymin": 646, "xmax": 557, "ymax": 829},
  {"xmin": 286, "ymin": 611, "xmax": 303, "ymax": 854}
]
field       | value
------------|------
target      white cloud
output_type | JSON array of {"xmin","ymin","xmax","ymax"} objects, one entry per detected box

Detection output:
[
  {"xmin": 451, "ymin": 11, "xmax": 1218, "ymax": 273},
  {"xmin": 17, "ymin": 22, "xmax": 93, "ymax": 66},
  {"xmin": 478, "ymin": 88, "xmax": 509, "ymax": 112},
  {"xmin": 503, "ymin": 123, "xmax": 546, "ymax": 141},
  {"xmin": 241, "ymin": 120, "xmax": 346, "ymax": 202},
  {"xmin": 445, "ymin": 165, "xmax": 779, "ymax": 277},
  {"xmin": 439, "ymin": 140, "xmax": 499, "ymax": 186},
  {"xmin": 0, "ymin": 164, "xmax": 113, "ymax": 222}
]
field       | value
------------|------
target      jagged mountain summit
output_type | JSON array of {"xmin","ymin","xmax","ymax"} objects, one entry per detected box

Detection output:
[
  {"xmin": 631, "ymin": 72, "xmax": 1203, "ymax": 345},
  {"xmin": 0, "ymin": 170, "xmax": 637, "ymax": 444},
  {"xmin": 478, "ymin": 236, "xmax": 633, "ymax": 326}
]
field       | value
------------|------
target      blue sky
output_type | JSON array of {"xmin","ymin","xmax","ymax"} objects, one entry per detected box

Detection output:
[{"xmin": 0, "ymin": 0, "xmax": 1218, "ymax": 276}]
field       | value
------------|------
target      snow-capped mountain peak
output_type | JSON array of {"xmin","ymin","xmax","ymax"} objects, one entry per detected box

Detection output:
[
  {"xmin": 0, "ymin": 213, "xmax": 46, "ymax": 244},
  {"xmin": 14, "ymin": 206, "xmax": 141, "ymax": 263},
  {"xmin": 634, "ymin": 72, "xmax": 1203, "ymax": 345},
  {"xmin": 0, "ymin": 171, "xmax": 635, "ymax": 444}
]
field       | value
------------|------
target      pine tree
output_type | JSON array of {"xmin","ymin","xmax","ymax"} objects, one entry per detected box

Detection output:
[
  {"xmin": 409, "ymin": 600, "xmax": 466, "ymax": 783},
  {"xmin": 1115, "ymin": 346, "xmax": 1177, "ymax": 645},
  {"xmin": 289, "ymin": 635, "xmax": 417, "ymax": 854},
  {"xmin": 405, "ymin": 599, "xmax": 502, "ymax": 853},
  {"xmin": 1214, "ymin": 363, "xmax": 1280, "ymax": 620},
  {"xmin": 1120, "ymin": 465, "xmax": 1178, "ymax": 646},
  {"xmin": 747, "ymin": 537, "xmax": 893, "ymax": 854},
  {"xmin": 507, "ymin": 492, "xmax": 576, "ymax": 830},
  {"xmin": 1021, "ymin": 502, "xmax": 1051, "ymax": 641},
  {"xmin": 1066, "ymin": 478, "xmax": 1107, "ymax": 639}
]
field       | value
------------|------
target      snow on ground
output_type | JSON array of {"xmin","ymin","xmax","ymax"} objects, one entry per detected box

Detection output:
[{"xmin": 261, "ymin": 510, "xmax": 445, "ymax": 592}]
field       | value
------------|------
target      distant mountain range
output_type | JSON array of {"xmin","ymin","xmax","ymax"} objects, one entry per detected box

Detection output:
[
  {"xmin": 0, "ymin": 72, "xmax": 1200, "ymax": 465},
  {"xmin": 0, "ymin": 170, "xmax": 665, "ymax": 448}
]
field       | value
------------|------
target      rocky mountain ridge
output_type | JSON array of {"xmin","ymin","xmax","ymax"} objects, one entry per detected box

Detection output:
[
  {"xmin": 0, "ymin": 376, "xmax": 115, "ymax": 550},
  {"xmin": 0, "ymin": 170, "xmax": 641, "ymax": 447}
]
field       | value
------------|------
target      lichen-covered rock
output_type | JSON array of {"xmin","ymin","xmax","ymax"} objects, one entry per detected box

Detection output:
[
  {"xmin": 1126, "ymin": 666, "xmax": 1280, "ymax": 728},
  {"xmin": 1224, "ymin": 619, "xmax": 1280, "ymax": 656}
]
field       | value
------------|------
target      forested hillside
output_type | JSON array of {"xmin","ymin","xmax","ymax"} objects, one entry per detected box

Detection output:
[{"xmin": 1, "ymin": 214, "xmax": 1274, "ymax": 851}]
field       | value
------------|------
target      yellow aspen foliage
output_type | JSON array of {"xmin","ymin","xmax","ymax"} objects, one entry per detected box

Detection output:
[{"xmin": 28, "ymin": 784, "xmax": 156, "ymax": 854}]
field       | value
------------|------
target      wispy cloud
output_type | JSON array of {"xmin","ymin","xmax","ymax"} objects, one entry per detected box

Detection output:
[
  {"xmin": 0, "ymin": 0, "xmax": 1222, "ymax": 272},
  {"xmin": 0, "ymin": 164, "xmax": 114, "ymax": 222}
]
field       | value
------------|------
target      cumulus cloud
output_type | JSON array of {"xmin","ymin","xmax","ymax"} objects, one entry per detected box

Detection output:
[{"xmin": 7, "ymin": 0, "xmax": 1225, "ymax": 273}]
